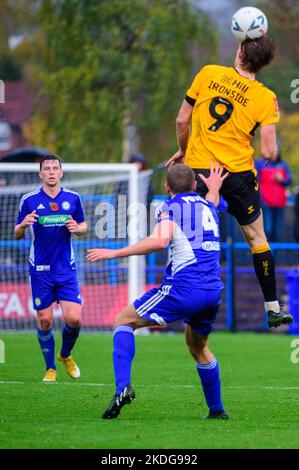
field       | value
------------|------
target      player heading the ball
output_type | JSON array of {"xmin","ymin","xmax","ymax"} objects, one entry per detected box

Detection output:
[{"xmin": 166, "ymin": 9, "xmax": 293, "ymax": 329}]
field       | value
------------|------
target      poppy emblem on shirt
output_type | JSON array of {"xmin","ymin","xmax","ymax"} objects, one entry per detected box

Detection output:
[{"xmin": 49, "ymin": 202, "xmax": 59, "ymax": 211}]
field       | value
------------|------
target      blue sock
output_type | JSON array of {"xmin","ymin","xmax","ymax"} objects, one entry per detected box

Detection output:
[
  {"xmin": 37, "ymin": 328, "xmax": 56, "ymax": 371},
  {"xmin": 113, "ymin": 325, "xmax": 135, "ymax": 394},
  {"xmin": 60, "ymin": 323, "xmax": 80, "ymax": 358},
  {"xmin": 196, "ymin": 358, "xmax": 224, "ymax": 412}
]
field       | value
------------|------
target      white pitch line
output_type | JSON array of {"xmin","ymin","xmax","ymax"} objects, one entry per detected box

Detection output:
[
  {"xmin": 0, "ymin": 380, "xmax": 111, "ymax": 387},
  {"xmin": 0, "ymin": 381, "xmax": 196, "ymax": 388},
  {"xmin": 54, "ymin": 382, "xmax": 113, "ymax": 387},
  {"xmin": 228, "ymin": 385, "xmax": 299, "ymax": 390},
  {"xmin": 0, "ymin": 380, "xmax": 25, "ymax": 385},
  {"xmin": 263, "ymin": 386, "xmax": 299, "ymax": 390},
  {"xmin": 0, "ymin": 381, "xmax": 298, "ymax": 390}
]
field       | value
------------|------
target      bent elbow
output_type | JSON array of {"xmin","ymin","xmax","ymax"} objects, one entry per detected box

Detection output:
[
  {"xmin": 176, "ymin": 115, "xmax": 189, "ymax": 127},
  {"xmin": 14, "ymin": 230, "xmax": 21, "ymax": 240},
  {"xmin": 158, "ymin": 238, "xmax": 170, "ymax": 250}
]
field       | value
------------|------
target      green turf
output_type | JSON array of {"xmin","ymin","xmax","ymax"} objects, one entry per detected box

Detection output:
[{"xmin": 0, "ymin": 331, "xmax": 298, "ymax": 449}]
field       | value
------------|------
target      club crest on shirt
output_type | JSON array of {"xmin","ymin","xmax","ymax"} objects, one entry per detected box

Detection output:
[
  {"xmin": 62, "ymin": 201, "xmax": 70, "ymax": 210},
  {"xmin": 49, "ymin": 202, "xmax": 59, "ymax": 211}
]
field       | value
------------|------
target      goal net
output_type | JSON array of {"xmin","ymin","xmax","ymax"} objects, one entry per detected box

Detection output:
[{"xmin": 0, "ymin": 163, "xmax": 153, "ymax": 330}]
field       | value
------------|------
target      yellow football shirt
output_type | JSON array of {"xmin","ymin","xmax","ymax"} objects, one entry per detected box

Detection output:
[{"xmin": 184, "ymin": 65, "xmax": 280, "ymax": 173}]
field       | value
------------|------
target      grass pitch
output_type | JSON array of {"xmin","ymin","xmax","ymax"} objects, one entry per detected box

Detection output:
[{"xmin": 0, "ymin": 331, "xmax": 298, "ymax": 449}]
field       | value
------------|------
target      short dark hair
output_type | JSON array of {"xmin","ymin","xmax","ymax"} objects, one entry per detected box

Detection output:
[
  {"xmin": 167, "ymin": 164, "xmax": 195, "ymax": 194},
  {"xmin": 40, "ymin": 155, "xmax": 62, "ymax": 170},
  {"xmin": 240, "ymin": 36, "xmax": 275, "ymax": 73}
]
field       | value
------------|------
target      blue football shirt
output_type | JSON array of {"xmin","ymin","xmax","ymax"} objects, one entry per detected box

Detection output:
[
  {"xmin": 156, "ymin": 192, "xmax": 223, "ymax": 289},
  {"xmin": 16, "ymin": 187, "xmax": 85, "ymax": 274}
]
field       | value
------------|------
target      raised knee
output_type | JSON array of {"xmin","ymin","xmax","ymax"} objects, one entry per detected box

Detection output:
[
  {"xmin": 113, "ymin": 310, "xmax": 135, "ymax": 329},
  {"xmin": 113, "ymin": 319, "xmax": 135, "ymax": 330},
  {"xmin": 67, "ymin": 319, "xmax": 81, "ymax": 329},
  {"xmin": 40, "ymin": 318, "xmax": 52, "ymax": 330}
]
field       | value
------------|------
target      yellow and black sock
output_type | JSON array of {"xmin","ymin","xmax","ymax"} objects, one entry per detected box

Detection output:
[{"xmin": 252, "ymin": 243, "xmax": 277, "ymax": 302}]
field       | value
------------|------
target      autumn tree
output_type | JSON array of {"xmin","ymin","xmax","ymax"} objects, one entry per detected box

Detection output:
[{"xmin": 27, "ymin": 0, "xmax": 217, "ymax": 164}]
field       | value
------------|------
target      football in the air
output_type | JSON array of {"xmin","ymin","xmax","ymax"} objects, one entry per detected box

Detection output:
[{"xmin": 231, "ymin": 6, "xmax": 268, "ymax": 41}]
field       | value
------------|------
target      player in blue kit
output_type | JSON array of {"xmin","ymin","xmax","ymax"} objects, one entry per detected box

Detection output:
[
  {"xmin": 87, "ymin": 163, "xmax": 229, "ymax": 420},
  {"xmin": 15, "ymin": 156, "xmax": 87, "ymax": 382}
]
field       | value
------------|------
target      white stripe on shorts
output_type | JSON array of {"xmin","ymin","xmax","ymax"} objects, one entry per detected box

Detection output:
[
  {"xmin": 137, "ymin": 285, "xmax": 172, "ymax": 317},
  {"xmin": 137, "ymin": 285, "xmax": 172, "ymax": 316}
]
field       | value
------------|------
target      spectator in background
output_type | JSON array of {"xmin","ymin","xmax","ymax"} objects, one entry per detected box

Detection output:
[
  {"xmin": 129, "ymin": 153, "xmax": 148, "ymax": 171},
  {"xmin": 255, "ymin": 143, "xmax": 292, "ymax": 242}
]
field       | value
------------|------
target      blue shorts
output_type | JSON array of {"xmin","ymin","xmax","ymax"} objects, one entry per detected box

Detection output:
[
  {"xmin": 29, "ymin": 270, "xmax": 82, "ymax": 311},
  {"xmin": 134, "ymin": 283, "xmax": 222, "ymax": 336}
]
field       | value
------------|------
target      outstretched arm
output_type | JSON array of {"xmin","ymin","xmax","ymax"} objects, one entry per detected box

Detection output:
[
  {"xmin": 166, "ymin": 99, "xmax": 193, "ymax": 169},
  {"xmin": 198, "ymin": 162, "xmax": 228, "ymax": 206},
  {"xmin": 176, "ymin": 99, "xmax": 193, "ymax": 153},
  {"xmin": 86, "ymin": 219, "xmax": 175, "ymax": 261}
]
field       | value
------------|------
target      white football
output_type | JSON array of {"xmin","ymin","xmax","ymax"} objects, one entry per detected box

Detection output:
[{"xmin": 231, "ymin": 7, "xmax": 268, "ymax": 41}]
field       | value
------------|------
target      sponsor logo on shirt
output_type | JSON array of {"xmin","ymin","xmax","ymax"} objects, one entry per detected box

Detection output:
[
  {"xmin": 38, "ymin": 214, "xmax": 70, "ymax": 226},
  {"xmin": 36, "ymin": 265, "xmax": 50, "ymax": 271},
  {"xmin": 62, "ymin": 201, "xmax": 71, "ymax": 210},
  {"xmin": 201, "ymin": 241, "xmax": 220, "ymax": 251},
  {"xmin": 37, "ymin": 204, "xmax": 45, "ymax": 209},
  {"xmin": 49, "ymin": 202, "xmax": 59, "ymax": 211}
]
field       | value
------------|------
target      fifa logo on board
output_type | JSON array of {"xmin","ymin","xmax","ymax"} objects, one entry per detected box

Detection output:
[{"xmin": 0, "ymin": 339, "xmax": 5, "ymax": 363}]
